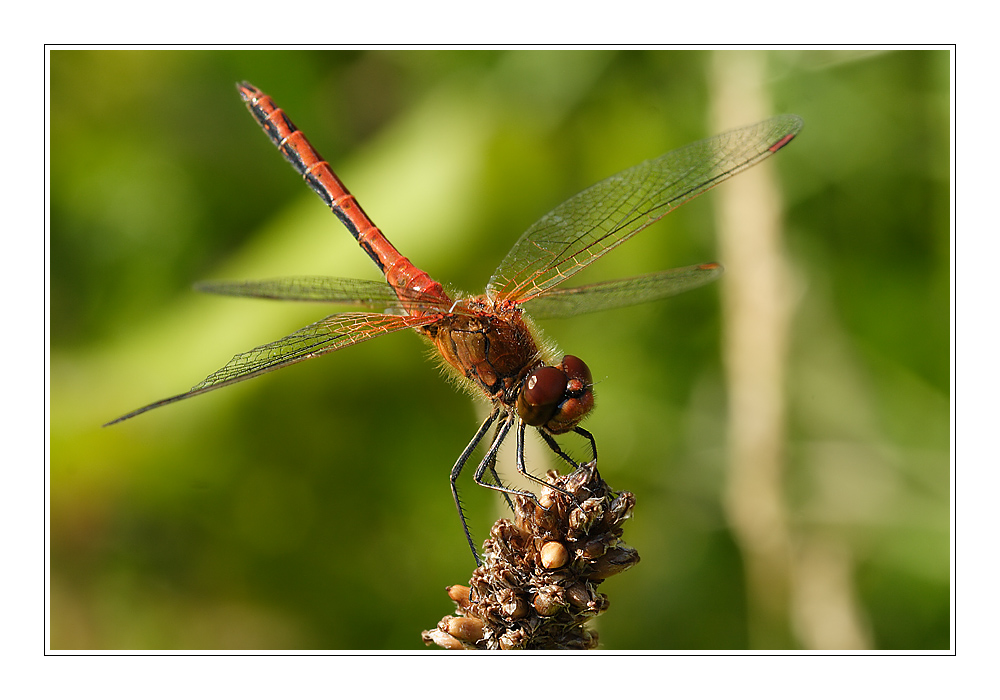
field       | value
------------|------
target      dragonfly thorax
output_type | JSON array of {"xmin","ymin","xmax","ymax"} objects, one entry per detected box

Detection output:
[
  {"xmin": 422, "ymin": 297, "xmax": 594, "ymax": 433},
  {"xmin": 423, "ymin": 297, "xmax": 545, "ymax": 399}
]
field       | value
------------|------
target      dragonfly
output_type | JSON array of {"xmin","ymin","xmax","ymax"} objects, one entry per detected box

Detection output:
[{"xmin": 106, "ymin": 82, "xmax": 801, "ymax": 563}]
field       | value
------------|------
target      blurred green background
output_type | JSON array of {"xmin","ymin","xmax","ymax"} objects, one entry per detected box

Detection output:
[{"xmin": 50, "ymin": 49, "xmax": 950, "ymax": 650}]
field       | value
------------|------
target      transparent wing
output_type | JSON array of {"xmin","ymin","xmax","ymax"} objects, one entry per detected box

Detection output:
[
  {"xmin": 487, "ymin": 115, "xmax": 801, "ymax": 303},
  {"xmin": 104, "ymin": 311, "xmax": 436, "ymax": 425},
  {"xmin": 522, "ymin": 262, "xmax": 723, "ymax": 319},
  {"xmin": 195, "ymin": 276, "xmax": 452, "ymax": 313}
]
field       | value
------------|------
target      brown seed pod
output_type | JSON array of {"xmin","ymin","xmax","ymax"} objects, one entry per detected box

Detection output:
[
  {"xmin": 540, "ymin": 541, "xmax": 569, "ymax": 569},
  {"xmin": 446, "ymin": 616, "xmax": 485, "ymax": 643}
]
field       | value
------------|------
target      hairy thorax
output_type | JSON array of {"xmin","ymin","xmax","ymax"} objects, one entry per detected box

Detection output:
[{"xmin": 418, "ymin": 296, "xmax": 548, "ymax": 405}]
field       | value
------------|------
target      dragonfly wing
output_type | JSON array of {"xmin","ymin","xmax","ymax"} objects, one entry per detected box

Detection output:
[
  {"xmin": 487, "ymin": 115, "xmax": 801, "ymax": 303},
  {"xmin": 195, "ymin": 276, "xmax": 452, "ymax": 314},
  {"xmin": 522, "ymin": 262, "xmax": 724, "ymax": 319},
  {"xmin": 103, "ymin": 311, "xmax": 436, "ymax": 425}
]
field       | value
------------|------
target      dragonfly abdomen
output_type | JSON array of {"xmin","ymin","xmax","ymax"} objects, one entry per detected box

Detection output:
[{"xmin": 237, "ymin": 82, "xmax": 448, "ymax": 313}]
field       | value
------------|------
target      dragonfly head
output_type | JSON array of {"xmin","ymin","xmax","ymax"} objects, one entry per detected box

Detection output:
[{"xmin": 516, "ymin": 355, "xmax": 594, "ymax": 434}]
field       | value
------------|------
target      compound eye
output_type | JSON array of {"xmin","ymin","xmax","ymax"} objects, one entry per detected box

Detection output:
[
  {"xmin": 561, "ymin": 355, "xmax": 592, "ymax": 389},
  {"xmin": 543, "ymin": 355, "xmax": 595, "ymax": 434},
  {"xmin": 516, "ymin": 365, "xmax": 568, "ymax": 426}
]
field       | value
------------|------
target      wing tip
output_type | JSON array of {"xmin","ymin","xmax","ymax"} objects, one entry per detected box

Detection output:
[
  {"xmin": 102, "ymin": 391, "xmax": 193, "ymax": 427},
  {"xmin": 768, "ymin": 114, "xmax": 804, "ymax": 153}
]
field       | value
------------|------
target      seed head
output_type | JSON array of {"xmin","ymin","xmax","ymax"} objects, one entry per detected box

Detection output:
[{"xmin": 422, "ymin": 462, "xmax": 639, "ymax": 650}]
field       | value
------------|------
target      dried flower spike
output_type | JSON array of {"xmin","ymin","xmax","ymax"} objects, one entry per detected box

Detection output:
[{"xmin": 421, "ymin": 462, "xmax": 639, "ymax": 650}]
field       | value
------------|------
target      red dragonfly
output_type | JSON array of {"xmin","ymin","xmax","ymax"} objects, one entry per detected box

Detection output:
[{"xmin": 107, "ymin": 82, "xmax": 801, "ymax": 562}]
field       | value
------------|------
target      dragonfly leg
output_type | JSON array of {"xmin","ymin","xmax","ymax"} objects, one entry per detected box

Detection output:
[
  {"xmin": 538, "ymin": 425, "xmax": 598, "ymax": 471},
  {"xmin": 574, "ymin": 426, "xmax": 598, "ymax": 464},
  {"xmin": 519, "ymin": 422, "xmax": 578, "ymax": 504},
  {"xmin": 483, "ymin": 421, "xmax": 515, "ymax": 513},
  {"xmin": 573, "ymin": 426, "xmax": 601, "ymax": 480},
  {"xmin": 451, "ymin": 407, "xmax": 501, "ymax": 565},
  {"xmin": 472, "ymin": 416, "xmax": 538, "ymax": 505}
]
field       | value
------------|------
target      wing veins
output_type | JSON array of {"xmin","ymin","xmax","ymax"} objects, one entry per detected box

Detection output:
[
  {"xmin": 488, "ymin": 115, "xmax": 802, "ymax": 303},
  {"xmin": 104, "ymin": 312, "xmax": 435, "ymax": 426}
]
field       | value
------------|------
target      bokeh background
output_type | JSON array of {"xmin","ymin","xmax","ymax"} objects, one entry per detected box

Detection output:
[{"xmin": 49, "ymin": 49, "xmax": 951, "ymax": 650}]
